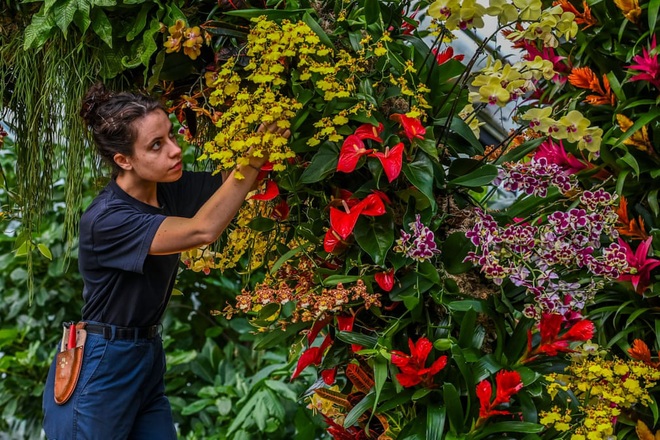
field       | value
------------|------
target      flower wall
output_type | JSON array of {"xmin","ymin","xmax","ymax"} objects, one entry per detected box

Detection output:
[
  {"xmin": 17, "ymin": 0, "xmax": 660, "ymax": 437},
  {"xmin": 176, "ymin": 0, "xmax": 660, "ymax": 438}
]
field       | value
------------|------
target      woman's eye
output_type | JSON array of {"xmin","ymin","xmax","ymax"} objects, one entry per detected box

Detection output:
[{"xmin": 152, "ymin": 141, "xmax": 162, "ymax": 150}]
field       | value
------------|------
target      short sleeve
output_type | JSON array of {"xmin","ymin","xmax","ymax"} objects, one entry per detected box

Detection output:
[{"xmin": 90, "ymin": 206, "xmax": 166, "ymax": 273}]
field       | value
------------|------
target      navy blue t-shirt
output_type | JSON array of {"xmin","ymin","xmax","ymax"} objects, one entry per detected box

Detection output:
[{"xmin": 79, "ymin": 171, "xmax": 223, "ymax": 327}]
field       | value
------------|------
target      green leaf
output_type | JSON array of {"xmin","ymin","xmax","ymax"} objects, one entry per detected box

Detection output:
[
  {"xmin": 224, "ymin": 8, "xmax": 314, "ymax": 19},
  {"xmin": 616, "ymin": 152, "xmax": 640, "ymax": 176},
  {"xmin": 448, "ymin": 163, "xmax": 498, "ymax": 188},
  {"xmin": 264, "ymin": 380, "xmax": 298, "ymax": 401},
  {"xmin": 343, "ymin": 392, "xmax": 375, "ymax": 428},
  {"xmin": 300, "ymin": 143, "xmax": 338, "ymax": 184},
  {"xmin": 323, "ymin": 275, "xmax": 362, "ymax": 285},
  {"xmin": 473, "ymin": 422, "xmax": 544, "ymax": 439},
  {"xmin": 427, "ymin": 406, "xmax": 446, "ymax": 440},
  {"xmin": 441, "ymin": 231, "xmax": 473, "ymax": 274},
  {"xmin": 649, "ymin": 0, "xmax": 660, "ymax": 30},
  {"xmin": 126, "ymin": 4, "xmax": 150, "ymax": 41},
  {"xmin": 354, "ymin": 213, "xmax": 394, "ymax": 265},
  {"xmin": 37, "ymin": 244, "xmax": 52, "ymax": 260},
  {"xmin": 402, "ymin": 151, "xmax": 436, "ymax": 211},
  {"xmin": 90, "ymin": 7, "xmax": 113, "ymax": 48},
  {"xmin": 649, "ymin": 189, "xmax": 660, "ymax": 217},
  {"xmin": 458, "ymin": 307, "xmax": 477, "ymax": 348},
  {"xmin": 364, "ymin": 0, "xmax": 381, "ymax": 26},
  {"xmin": 270, "ymin": 244, "xmax": 305, "ymax": 274},
  {"xmin": 336, "ymin": 331, "xmax": 378, "ymax": 348},
  {"xmin": 448, "ymin": 116, "xmax": 484, "ymax": 155},
  {"xmin": 72, "ymin": 3, "xmax": 91, "ymax": 33},
  {"xmin": 181, "ymin": 398, "xmax": 214, "ymax": 415},
  {"xmin": 53, "ymin": 0, "xmax": 78, "ymax": 34},
  {"xmin": 373, "ymin": 356, "xmax": 387, "ymax": 411},
  {"xmin": 140, "ymin": 17, "xmax": 161, "ymax": 68},
  {"xmin": 443, "ymin": 383, "xmax": 464, "ymax": 433},
  {"xmin": 91, "ymin": 0, "xmax": 117, "ymax": 5},
  {"xmin": 247, "ymin": 216, "xmax": 276, "ymax": 232},
  {"xmin": 494, "ymin": 137, "xmax": 544, "ymax": 165},
  {"xmin": 23, "ymin": 12, "xmax": 56, "ymax": 50}
]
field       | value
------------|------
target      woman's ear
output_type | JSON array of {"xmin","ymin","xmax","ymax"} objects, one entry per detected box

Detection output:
[{"xmin": 113, "ymin": 153, "xmax": 133, "ymax": 171}]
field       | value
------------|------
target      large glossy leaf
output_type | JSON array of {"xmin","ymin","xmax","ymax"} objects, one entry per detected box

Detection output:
[
  {"xmin": 354, "ymin": 213, "xmax": 394, "ymax": 265},
  {"xmin": 441, "ymin": 231, "xmax": 473, "ymax": 274},
  {"xmin": 448, "ymin": 163, "xmax": 498, "ymax": 188},
  {"xmin": 300, "ymin": 143, "xmax": 339, "ymax": 184},
  {"xmin": 402, "ymin": 151, "xmax": 436, "ymax": 211}
]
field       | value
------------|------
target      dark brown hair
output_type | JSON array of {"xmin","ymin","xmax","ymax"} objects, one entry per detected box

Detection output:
[{"xmin": 80, "ymin": 83, "xmax": 164, "ymax": 177}]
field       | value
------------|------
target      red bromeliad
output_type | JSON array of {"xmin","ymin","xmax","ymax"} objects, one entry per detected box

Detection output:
[
  {"xmin": 523, "ymin": 313, "xmax": 595, "ymax": 363},
  {"xmin": 476, "ymin": 370, "xmax": 524, "ymax": 423},
  {"xmin": 618, "ymin": 237, "xmax": 660, "ymax": 294},
  {"xmin": 391, "ymin": 337, "xmax": 447, "ymax": 387}
]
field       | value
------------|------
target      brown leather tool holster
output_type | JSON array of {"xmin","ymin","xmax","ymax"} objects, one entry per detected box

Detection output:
[{"xmin": 54, "ymin": 322, "xmax": 87, "ymax": 405}]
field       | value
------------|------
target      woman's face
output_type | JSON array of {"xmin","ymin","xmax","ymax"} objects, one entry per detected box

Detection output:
[{"xmin": 125, "ymin": 109, "xmax": 183, "ymax": 183}]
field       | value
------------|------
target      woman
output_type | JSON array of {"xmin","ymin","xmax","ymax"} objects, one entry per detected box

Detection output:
[{"xmin": 42, "ymin": 83, "xmax": 288, "ymax": 439}]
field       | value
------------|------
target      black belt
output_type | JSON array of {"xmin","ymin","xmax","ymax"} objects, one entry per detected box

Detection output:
[{"xmin": 85, "ymin": 323, "xmax": 160, "ymax": 340}]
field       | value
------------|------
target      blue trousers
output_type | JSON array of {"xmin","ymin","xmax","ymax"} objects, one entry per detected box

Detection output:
[{"xmin": 42, "ymin": 330, "xmax": 177, "ymax": 439}]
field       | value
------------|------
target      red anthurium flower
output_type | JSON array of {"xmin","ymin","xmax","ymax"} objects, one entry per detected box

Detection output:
[
  {"xmin": 337, "ymin": 314, "xmax": 362, "ymax": 352},
  {"xmin": 354, "ymin": 122, "xmax": 384, "ymax": 142},
  {"xmin": 323, "ymin": 228, "xmax": 345, "ymax": 253},
  {"xmin": 374, "ymin": 269, "xmax": 395, "ymax": 292},
  {"xmin": 390, "ymin": 113, "xmax": 426, "ymax": 141},
  {"xmin": 524, "ymin": 313, "xmax": 595, "ymax": 362},
  {"xmin": 618, "ymin": 237, "xmax": 660, "ymax": 294},
  {"xmin": 256, "ymin": 161, "xmax": 274, "ymax": 180},
  {"xmin": 354, "ymin": 193, "xmax": 387, "ymax": 216},
  {"xmin": 370, "ymin": 142, "xmax": 405, "ymax": 182},
  {"xmin": 272, "ymin": 199, "xmax": 290, "ymax": 220},
  {"xmin": 391, "ymin": 337, "xmax": 447, "ymax": 387},
  {"xmin": 337, "ymin": 134, "xmax": 373, "ymax": 173},
  {"xmin": 249, "ymin": 179, "xmax": 279, "ymax": 200},
  {"xmin": 291, "ymin": 334, "xmax": 333, "ymax": 380},
  {"xmin": 330, "ymin": 203, "xmax": 364, "ymax": 240},
  {"xmin": 476, "ymin": 370, "xmax": 523, "ymax": 420},
  {"xmin": 431, "ymin": 46, "xmax": 465, "ymax": 65}
]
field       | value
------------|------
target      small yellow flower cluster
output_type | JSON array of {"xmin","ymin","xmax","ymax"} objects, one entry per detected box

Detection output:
[
  {"xmin": 224, "ymin": 256, "xmax": 381, "ymax": 325},
  {"xmin": 522, "ymin": 107, "xmax": 603, "ymax": 159},
  {"xmin": 469, "ymin": 57, "xmax": 556, "ymax": 108},
  {"xmin": 388, "ymin": 74, "xmax": 432, "ymax": 118},
  {"xmin": 163, "ymin": 19, "xmax": 205, "ymax": 60},
  {"xmin": 541, "ymin": 350, "xmax": 660, "ymax": 439},
  {"xmin": 181, "ymin": 199, "xmax": 283, "ymax": 273},
  {"xmin": 507, "ymin": 5, "xmax": 579, "ymax": 47}
]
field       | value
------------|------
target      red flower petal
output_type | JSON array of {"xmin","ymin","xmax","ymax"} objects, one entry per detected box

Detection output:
[
  {"xmin": 493, "ymin": 370, "xmax": 523, "ymax": 406},
  {"xmin": 324, "ymin": 228, "xmax": 342, "ymax": 253},
  {"xmin": 390, "ymin": 113, "xmax": 426, "ymax": 141},
  {"xmin": 374, "ymin": 269, "xmax": 395, "ymax": 292},
  {"xmin": 395, "ymin": 372, "xmax": 423, "ymax": 388},
  {"xmin": 272, "ymin": 199, "xmax": 289, "ymax": 220},
  {"xmin": 330, "ymin": 205, "xmax": 363, "ymax": 239},
  {"xmin": 355, "ymin": 193, "xmax": 386, "ymax": 217},
  {"xmin": 539, "ymin": 313, "xmax": 562, "ymax": 344},
  {"xmin": 337, "ymin": 135, "xmax": 372, "ymax": 173},
  {"xmin": 354, "ymin": 122, "xmax": 384, "ymax": 142},
  {"xmin": 321, "ymin": 368, "xmax": 337, "ymax": 385},
  {"xmin": 560, "ymin": 320, "xmax": 595, "ymax": 342},
  {"xmin": 370, "ymin": 142, "xmax": 405, "ymax": 182},
  {"xmin": 250, "ymin": 180, "xmax": 279, "ymax": 200},
  {"xmin": 476, "ymin": 379, "xmax": 493, "ymax": 417}
]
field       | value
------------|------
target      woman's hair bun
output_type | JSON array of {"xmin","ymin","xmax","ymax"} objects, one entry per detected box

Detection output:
[{"xmin": 80, "ymin": 82, "xmax": 114, "ymax": 126}]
